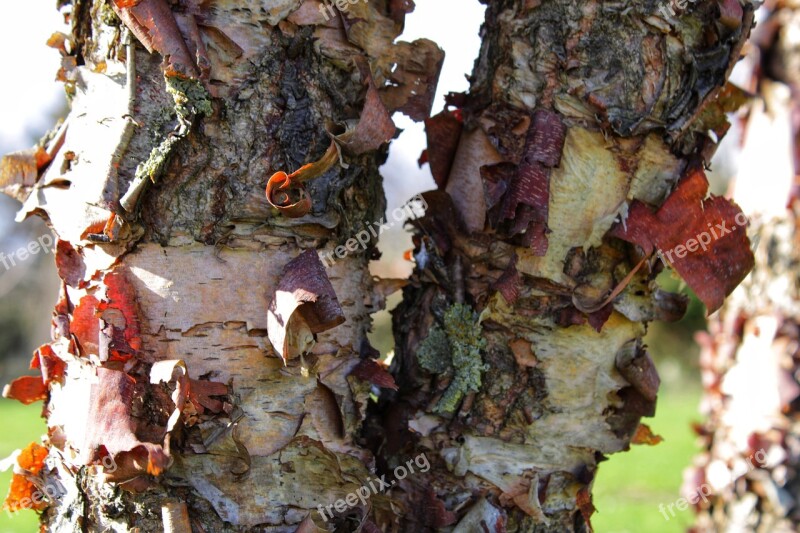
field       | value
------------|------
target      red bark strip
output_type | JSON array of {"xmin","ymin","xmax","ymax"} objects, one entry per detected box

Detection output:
[
  {"xmin": 527, "ymin": 109, "xmax": 568, "ymax": 167},
  {"xmin": 112, "ymin": 0, "xmax": 199, "ymax": 78},
  {"xmin": 350, "ymin": 358, "xmax": 398, "ymax": 390},
  {"xmin": 491, "ymin": 254, "xmax": 522, "ymax": 305},
  {"xmin": 498, "ymin": 109, "xmax": 566, "ymax": 255},
  {"xmin": 98, "ymin": 270, "xmax": 143, "ymax": 361},
  {"xmin": 610, "ymin": 165, "xmax": 754, "ymax": 313},
  {"xmin": 81, "ymin": 367, "xmax": 170, "ymax": 479}
]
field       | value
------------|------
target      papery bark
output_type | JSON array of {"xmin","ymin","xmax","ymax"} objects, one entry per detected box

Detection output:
[
  {"xmin": 369, "ymin": 1, "xmax": 757, "ymax": 531},
  {"xmin": 1, "ymin": 0, "xmax": 442, "ymax": 530}
]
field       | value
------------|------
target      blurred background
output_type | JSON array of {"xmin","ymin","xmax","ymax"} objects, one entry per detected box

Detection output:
[{"xmin": 0, "ymin": 1, "xmax": 734, "ymax": 532}]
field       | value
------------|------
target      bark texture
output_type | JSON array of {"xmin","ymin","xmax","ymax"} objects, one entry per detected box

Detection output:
[
  {"xmin": 371, "ymin": 0, "xmax": 757, "ymax": 531},
  {"xmin": 1, "ymin": 0, "xmax": 441, "ymax": 531},
  {"xmin": 689, "ymin": 2, "xmax": 800, "ymax": 531}
]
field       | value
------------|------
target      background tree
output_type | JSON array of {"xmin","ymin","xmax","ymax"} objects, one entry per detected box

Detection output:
[{"xmin": 688, "ymin": 1, "xmax": 800, "ymax": 531}]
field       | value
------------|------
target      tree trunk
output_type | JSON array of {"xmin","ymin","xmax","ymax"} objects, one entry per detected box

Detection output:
[
  {"xmin": 0, "ymin": 0, "xmax": 442, "ymax": 531},
  {"xmin": 688, "ymin": 2, "xmax": 800, "ymax": 531},
  {"xmin": 371, "ymin": 0, "xmax": 758, "ymax": 531},
  {"xmin": 1, "ymin": 0, "xmax": 764, "ymax": 531}
]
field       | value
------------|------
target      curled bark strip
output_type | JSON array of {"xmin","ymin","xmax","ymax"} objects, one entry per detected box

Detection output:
[
  {"xmin": 266, "ymin": 141, "xmax": 339, "ymax": 218},
  {"xmin": 187, "ymin": 378, "xmax": 228, "ymax": 414},
  {"xmin": 266, "ymin": 250, "xmax": 345, "ymax": 363},
  {"xmin": 576, "ymin": 487, "xmax": 595, "ymax": 532},
  {"xmin": 267, "ymin": 64, "xmax": 394, "ymax": 217},
  {"xmin": 306, "ymin": 380, "xmax": 345, "ymax": 441},
  {"xmin": 112, "ymin": 0, "xmax": 199, "ymax": 77},
  {"xmin": 98, "ymin": 270, "xmax": 143, "ymax": 362},
  {"xmin": 572, "ymin": 256, "xmax": 647, "ymax": 314},
  {"xmin": 491, "ymin": 253, "xmax": 522, "ymax": 305},
  {"xmin": 31, "ymin": 344, "xmax": 66, "ymax": 386},
  {"xmin": 499, "ymin": 109, "xmax": 567, "ymax": 255}
]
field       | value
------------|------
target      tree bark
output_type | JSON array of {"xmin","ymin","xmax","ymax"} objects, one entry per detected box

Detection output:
[
  {"xmin": 372, "ymin": 0, "xmax": 757, "ymax": 531},
  {"xmin": 689, "ymin": 2, "xmax": 800, "ymax": 531},
  {"xmin": 0, "ymin": 0, "xmax": 441, "ymax": 531},
  {"xmin": 0, "ymin": 0, "xmax": 764, "ymax": 531}
]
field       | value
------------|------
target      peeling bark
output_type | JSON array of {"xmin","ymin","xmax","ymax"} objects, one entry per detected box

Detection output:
[
  {"xmin": 369, "ymin": 1, "xmax": 757, "ymax": 531},
  {"xmin": 2, "ymin": 0, "xmax": 442, "ymax": 531}
]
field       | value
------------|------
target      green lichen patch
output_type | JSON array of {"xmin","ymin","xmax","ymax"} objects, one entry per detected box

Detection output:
[
  {"xmin": 417, "ymin": 303, "xmax": 488, "ymax": 414},
  {"xmin": 165, "ymin": 76, "xmax": 213, "ymax": 124}
]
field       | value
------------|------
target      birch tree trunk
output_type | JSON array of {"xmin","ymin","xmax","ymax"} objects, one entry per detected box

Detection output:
[
  {"xmin": 0, "ymin": 0, "xmax": 442, "ymax": 531},
  {"xmin": 371, "ymin": 0, "xmax": 758, "ymax": 531},
  {"xmin": 688, "ymin": 2, "xmax": 800, "ymax": 531}
]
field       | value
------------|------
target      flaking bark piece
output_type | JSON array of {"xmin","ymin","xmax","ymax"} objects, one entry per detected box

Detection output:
[
  {"xmin": 305, "ymin": 380, "xmax": 345, "ymax": 442},
  {"xmin": 499, "ymin": 109, "xmax": 566, "ymax": 255},
  {"xmin": 491, "ymin": 254, "xmax": 522, "ymax": 305},
  {"xmin": 335, "ymin": 68, "xmax": 396, "ymax": 156},
  {"xmin": 98, "ymin": 270, "xmax": 143, "ymax": 362},
  {"xmin": 267, "ymin": 250, "xmax": 345, "ymax": 363},
  {"xmin": 0, "ymin": 147, "xmax": 49, "ymax": 202},
  {"xmin": 350, "ymin": 358, "xmax": 398, "ymax": 390},
  {"xmin": 2, "ymin": 376, "xmax": 47, "ymax": 405},
  {"xmin": 610, "ymin": 165, "xmax": 754, "ymax": 313},
  {"xmin": 55, "ymin": 240, "xmax": 85, "ymax": 288},
  {"xmin": 81, "ymin": 367, "xmax": 170, "ymax": 481},
  {"xmin": 112, "ymin": 0, "xmax": 199, "ymax": 78},
  {"xmin": 150, "ymin": 360, "xmax": 189, "ymax": 433},
  {"xmin": 2, "ymin": 443, "xmax": 48, "ymax": 513},
  {"xmin": 631, "ymin": 423, "xmax": 663, "ymax": 446},
  {"xmin": 422, "ymin": 109, "xmax": 463, "ymax": 189},
  {"xmin": 379, "ymin": 39, "xmax": 444, "ymax": 122},
  {"xmin": 30, "ymin": 344, "xmax": 66, "ymax": 387}
]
